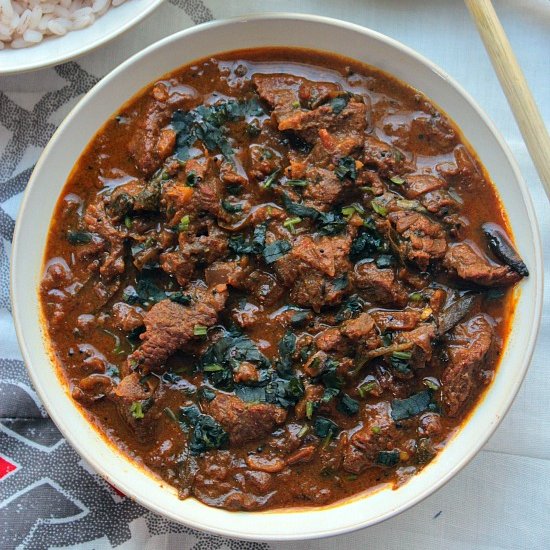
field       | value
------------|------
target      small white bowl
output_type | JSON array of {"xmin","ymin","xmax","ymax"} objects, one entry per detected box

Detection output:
[
  {"xmin": 11, "ymin": 13, "xmax": 543, "ymax": 541},
  {"xmin": 0, "ymin": 0, "xmax": 164, "ymax": 75}
]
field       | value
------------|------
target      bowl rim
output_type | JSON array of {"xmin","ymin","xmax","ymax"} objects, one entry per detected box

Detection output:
[
  {"xmin": 0, "ymin": 0, "xmax": 165, "ymax": 76},
  {"xmin": 10, "ymin": 12, "xmax": 543, "ymax": 541}
]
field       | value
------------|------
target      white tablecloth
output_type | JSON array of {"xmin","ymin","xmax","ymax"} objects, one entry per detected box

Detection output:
[{"xmin": 0, "ymin": 1, "xmax": 548, "ymax": 548}]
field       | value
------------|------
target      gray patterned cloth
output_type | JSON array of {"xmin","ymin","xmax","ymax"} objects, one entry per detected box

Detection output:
[{"xmin": 1, "ymin": 1, "xmax": 549, "ymax": 549}]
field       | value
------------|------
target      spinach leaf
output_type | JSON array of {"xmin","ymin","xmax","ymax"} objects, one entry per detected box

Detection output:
[
  {"xmin": 329, "ymin": 95, "xmax": 349, "ymax": 114},
  {"xmin": 179, "ymin": 406, "xmax": 228, "ymax": 455},
  {"xmin": 335, "ymin": 294, "xmax": 365, "ymax": 323},
  {"xmin": 376, "ymin": 450, "xmax": 400, "ymax": 466},
  {"xmin": 314, "ymin": 417, "xmax": 339, "ymax": 438},
  {"xmin": 228, "ymin": 223, "xmax": 267, "ymax": 256},
  {"xmin": 317, "ymin": 210, "xmax": 347, "ymax": 235},
  {"xmin": 236, "ymin": 375, "xmax": 304, "ymax": 408},
  {"xmin": 199, "ymin": 333, "xmax": 270, "ymax": 391},
  {"xmin": 263, "ymin": 240, "xmax": 291, "ymax": 264},
  {"xmin": 337, "ymin": 393, "xmax": 360, "ymax": 416},
  {"xmin": 172, "ymin": 98, "xmax": 265, "ymax": 161},
  {"xmin": 333, "ymin": 273, "xmax": 349, "ymax": 291},
  {"xmin": 375, "ymin": 254, "xmax": 394, "ymax": 268},
  {"xmin": 67, "ymin": 230, "xmax": 94, "ymax": 245},
  {"xmin": 350, "ymin": 226, "xmax": 386, "ymax": 262},
  {"xmin": 276, "ymin": 331, "xmax": 296, "ymax": 377},
  {"xmin": 391, "ymin": 390, "xmax": 433, "ymax": 421},
  {"xmin": 122, "ymin": 275, "xmax": 167, "ymax": 307},
  {"xmin": 335, "ymin": 156, "xmax": 357, "ymax": 181},
  {"xmin": 221, "ymin": 199, "xmax": 242, "ymax": 214},
  {"xmin": 282, "ymin": 194, "xmax": 319, "ymax": 220}
]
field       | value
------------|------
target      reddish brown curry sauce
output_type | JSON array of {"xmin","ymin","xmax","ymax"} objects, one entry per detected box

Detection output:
[{"xmin": 40, "ymin": 48, "xmax": 527, "ymax": 511}]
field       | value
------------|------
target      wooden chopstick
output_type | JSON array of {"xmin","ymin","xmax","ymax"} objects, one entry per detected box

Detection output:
[{"xmin": 464, "ymin": 0, "xmax": 550, "ymax": 201}]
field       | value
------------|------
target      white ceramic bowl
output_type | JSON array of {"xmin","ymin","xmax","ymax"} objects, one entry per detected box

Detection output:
[
  {"xmin": 0, "ymin": 0, "xmax": 164, "ymax": 75},
  {"xmin": 11, "ymin": 13, "xmax": 543, "ymax": 541}
]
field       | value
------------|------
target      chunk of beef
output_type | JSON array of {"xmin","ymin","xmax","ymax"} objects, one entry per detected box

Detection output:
[
  {"xmin": 83, "ymin": 198, "xmax": 125, "ymax": 280},
  {"xmin": 111, "ymin": 373, "xmax": 156, "ymax": 442},
  {"xmin": 302, "ymin": 167, "xmax": 346, "ymax": 211},
  {"xmin": 342, "ymin": 402, "xmax": 399, "ymax": 474},
  {"xmin": 111, "ymin": 302, "xmax": 144, "ymax": 332},
  {"xmin": 389, "ymin": 210, "xmax": 447, "ymax": 270},
  {"xmin": 278, "ymin": 100, "xmax": 367, "ymax": 145},
  {"xmin": 438, "ymin": 144, "xmax": 483, "ymax": 189},
  {"xmin": 421, "ymin": 189, "xmax": 459, "ymax": 217},
  {"xmin": 393, "ymin": 114, "xmax": 457, "ymax": 156},
  {"xmin": 204, "ymin": 393, "xmax": 287, "ymax": 446},
  {"xmin": 363, "ymin": 134, "xmax": 412, "ymax": 177},
  {"xmin": 248, "ymin": 143, "xmax": 281, "ymax": 180},
  {"xmin": 290, "ymin": 270, "xmax": 348, "ymax": 312},
  {"xmin": 353, "ymin": 262, "xmax": 409, "ymax": 307},
  {"xmin": 315, "ymin": 327, "xmax": 346, "ymax": 352},
  {"xmin": 160, "ymin": 220, "xmax": 229, "ymax": 286},
  {"xmin": 292, "ymin": 234, "xmax": 351, "ymax": 278},
  {"xmin": 298, "ymin": 80, "xmax": 341, "ymax": 108},
  {"xmin": 127, "ymin": 286, "xmax": 228, "ymax": 372},
  {"xmin": 341, "ymin": 312, "xmax": 377, "ymax": 341},
  {"xmin": 396, "ymin": 323, "xmax": 437, "ymax": 368},
  {"xmin": 442, "ymin": 314, "xmax": 494, "ymax": 416},
  {"xmin": 371, "ymin": 310, "xmax": 420, "ymax": 331},
  {"xmin": 252, "ymin": 74, "xmax": 303, "ymax": 124},
  {"xmin": 401, "ymin": 174, "xmax": 446, "ymax": 199},
  {"xmin": 443, "ymin": 242, "xmax": 521, "ymax": 287}
]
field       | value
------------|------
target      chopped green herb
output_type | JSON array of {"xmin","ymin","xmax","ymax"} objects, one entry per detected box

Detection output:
[
  {"xmin": 285, "ymin": 179, "xmax": 308, "ymax": 187},
  {"xmin": 423, "ymin": 377, "xmax": 440, "ymax": 391},
  {"xmin": 409, "ymin": 291, "xmax": 423, "ymax": 302},
  {"xmin": 358, "ymin": 380, "xmax": 379, "ymax": 398},
  {"xmin": 291, "ymin": 100, "xmax": 301, "ymax": 108},
  {"xmin": 371, "ymin": 200, "xmax": 388, "ymax": 217},
  {"xmin": 390, "ymin": 175, "xmax": 406, "ymax": 185},
  {"xmin": 164, "ymin": 407, "xmax": 178, "ymax": 422},
  {"xmin": 262, "ymin": 169, "xmax": 280, "ymax": 189},
  {"xmin": 194, "ymin": 325, "xmax": 208, "ymax": 337},
  {"xmin": 341, "ymin": 206, "xmax": 356, "ymax": 218},
  {"xmin": 203, "ymin": 363, "xmax": 224, "ymax": 372},
  {"xmin": 392, "ymin": 351, "xmax": 412, "ymax": 360},
  {"xmin": 371, "ymin": 425, "xmax": 381, "ymax": 434},
  {"xmin": 178, "ymin": 214, "xmax": 190, "ymax": 232},
  {"xmin": 283, "ymin": 216, "xmax": 302, "ymax": 233},
  {"xmin": 306, "ymin": 401, "xmax": 314, "ymax": 420},
  {"xmin": 297, "ymin": 425, "xmax": 309, "ymax": 438},
  {"xmin": 130, "ymin": 401, "xmax": 144, "ymax": 420},
  {"xmin": 124, "ymin": 216, "xmax": 133, "ymax": 229}
]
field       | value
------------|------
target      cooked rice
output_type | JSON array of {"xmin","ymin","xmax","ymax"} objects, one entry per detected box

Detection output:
[{"xmin": 0, "ymin": 0, "xmax": 128, "ymax": 49}]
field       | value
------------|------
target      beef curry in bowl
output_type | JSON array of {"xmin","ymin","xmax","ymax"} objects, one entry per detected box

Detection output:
[
  {"xmin": 13, "ymin": 14, "xmax": 540, "ymax": 539},
  {"xmin": 39, "ymin": 47, "xmax": 529, "ymax": 511}
]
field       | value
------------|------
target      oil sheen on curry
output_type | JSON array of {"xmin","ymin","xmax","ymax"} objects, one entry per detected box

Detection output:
[{"xmin": 40, "ymin": 48, "xmax": 529, "ymax": 511}]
